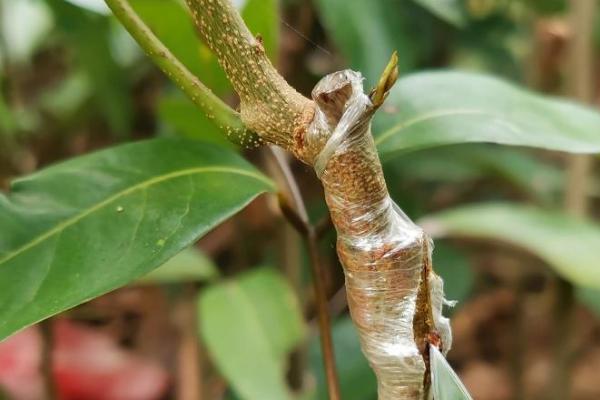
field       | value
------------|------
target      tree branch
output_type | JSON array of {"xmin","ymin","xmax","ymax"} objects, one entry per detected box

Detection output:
[
  {"xmin": 306, "ymin": 227, "xmax": 341, "ymax": 400},
  {"xmin": 104, "ymin": 0, "xmax": 258, "ymax": 147},
  {"xmin": 184, "ymin": 0, "xmax": 315, "ymax": 160},
  {"xmin": 268, "ymin": 148, "xmax": 341, "ymax": 399}
]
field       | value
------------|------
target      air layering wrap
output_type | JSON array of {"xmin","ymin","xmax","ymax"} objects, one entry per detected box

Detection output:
[{"xmin": 305, "ymin": 70, "xmax": 453, "ymax": 399}]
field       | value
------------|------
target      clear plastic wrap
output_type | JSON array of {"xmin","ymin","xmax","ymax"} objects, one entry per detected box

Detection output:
[{"xmin": 306, "ymin": 70, "xmax": 452, "ymax": 399}]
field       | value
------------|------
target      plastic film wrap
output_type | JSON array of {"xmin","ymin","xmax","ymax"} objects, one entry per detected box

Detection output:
[{"xmin": 306, "ymin": 70, "xmax": 452, "ymax": 399}]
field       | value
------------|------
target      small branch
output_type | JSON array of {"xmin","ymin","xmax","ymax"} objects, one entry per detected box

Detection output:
[
  {"xmin": 104, "ymin": 0, "xmax": 258, "ymax": 147},
  {"xmin": 565, "ymin": 0, "xmax": 596, "ymax": 217},
  {"xmin": 185, "ymin": 0, "xmax": 314, "ymax": 159},
  {"xmin": 327, "ymin": 285, "xmax": 348, "ymax": 319},
  {"xmin": 267, "ymin": 149, "xmax": 341, "ymax": 400},
  {"xmin": 281, "ymin": 224, "xmax": 306, "ymax": 391},
  {"xmin": 306, "ymin": 227, "xmax": 341, "ymax": 400},
  {"xmin": 278, "ymin": 193, "xmax": 309, "ymax": 237},
  {"xmin": 549, "ymin": 277, "xmax": 576, "ymax": 400},
  {"xmin": 510, "ymin": 280, "xmax": 526, "ymax": 400},
  {"xmin": 315, "ymin": 214, "xmax": 332, "ymax": 240},
  {"xmin": 40, "ymin": 320, "xmax": 56, "ymax": 400},
  {"xmin": 264, "ymin": 149, "xmax": 308, "ymax": 392},
  {"xmin": 270, "ymin": 147, "xmax": 309, "ymax": 221},
  {"xmin": 175, "ymin": 284, "xmax": 204, "ymax": 400}
]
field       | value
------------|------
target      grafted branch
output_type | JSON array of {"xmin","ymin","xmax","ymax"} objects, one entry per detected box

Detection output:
[
  {"xmin": 109, "ymin": 0, "xmax": 446, "ymax": 398},
  {"xmin": 183, "ymin": 2, "xmax": 444, "ymax": 399}
]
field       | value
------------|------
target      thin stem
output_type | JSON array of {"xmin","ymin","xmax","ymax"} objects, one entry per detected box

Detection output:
[
  {"xmin": 40, "ymin": 320, "xmax": 56, "ymax": 400},
  {"xmin": 265, "ymin": 148, "xmax": 308, "ymax": 392},
  {"xmin": 281, "ymin": 223, "xmax": 306, "ymax": 391},
  {"xmin": 270, "ymin": 147, "xmax": 309, "ymax": 221},
  {"xmin": 370, "ymin": 51, "xmax": 399, "ymax": 108},
  {"xmin": 511, "ymin": 281, "xmax": 525, "ymax": 400},
  {"xmin": 551, "ymin": 1, "xmax": 597, "ymax": 399},
  {"xmin": 175, "ymin": 284, "xmax": 203, "ymax": 400},
  {"xmin": 328, "ymin": 285, "xmax": 348, "ymax": 318},
  {"xmin": 565, "ymin": 0, "xmax": 596, "ymax": 216},
  {"xmin": 185, "ymin": 0, "xmax": 314, "ymax": 158},
  {"xmin": 315, "ymin": 214, "xmax": 332, "ymax": 240},
  {"xmin": 104, "ymin": 0, "xmax": 259, "ymax": 147},
  {"xmin": 306, "ymin": 227, "xmax": 341, "ymax": 400},
  {"xmin": 278, "ymin": 193, "xmax": 309, "ymax": 237},
  {"xmin": 267, "ymin": 148, "xmax": 341, "ymax": 400},
  {"xmin": 549, "ymin": 277, "xmax": 576, "ymax": 400}
]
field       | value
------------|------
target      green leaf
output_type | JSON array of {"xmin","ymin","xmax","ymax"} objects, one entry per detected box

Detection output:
[
  {"xmin": 158, "ymin": 95, "xmax": 238, "ymax": 149},
  {"xmin": 129, "ymin": 0, "xmax": 279, "ymax": 130},
  {"xmin": 199, "ymin": 268, "xmax": 305, "ymax": 400},
  {"xmin": 1, "ymin": 0, "xmax": 54, "ymax": 63},
  {"xmin": 37, "ymin": 72, "xmax": 93, "ymax": 121},
  {"xmin": 310, "ymin": 317, "xmax": 377, "ymax": 400},
  {"xmin": 0, "ymin": 138, "xmax": 273, "ymax": 340},
  {"xmin": 137, "ymin": 247, "xmax": 218, "ymax": 284},
  {"xmin": 47, "ymin": 0, "xmax": 132, "ymax": 135},
  {"xmin": 241, "ymin": 0, "xmax": 279, "ymax": 62},
  {"xmin": 64, "ymin": 0, "xmax": 110, "ymax": 15},
  {"xmin": 432, "ymin": 243, "xmax": 473, "ymax": 305},
  {"xmin": 385, "ymin": 144, "xmax": 563, "ymax": 204},
  {"xmin": 129, "ymin": 0, "xmax": 214, "ymax": 86},
  {"xmin": 430, "ymin": 345, "xmax": 473, "ymax": 400},
  {"xmin": 374, "ymin": 72, "xmax": 600, "ymax": 157},
  {"xmin": 420, "ymin": 203, "xmax": 600, "ymax": 288},
  {"xmin": 411, "ymin": 0, "xmax": 467, "ymax": 27},
  {"xmin": 450, "ymin": 15, "xmax": 524, "ymax": 80},
  {"xmin": 314, "ymin": 0, "xmax": 427, "ymax": 85}
]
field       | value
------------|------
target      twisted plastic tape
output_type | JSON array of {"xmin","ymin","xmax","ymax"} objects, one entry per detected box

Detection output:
[{"xmin": 307, "ymin": 70, "xmax": 452, "ymax": 399}]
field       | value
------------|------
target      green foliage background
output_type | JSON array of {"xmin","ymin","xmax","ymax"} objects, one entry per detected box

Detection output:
[{"xmin": 1, "ymin": 0, "xmax": 600, "ymax": 399}]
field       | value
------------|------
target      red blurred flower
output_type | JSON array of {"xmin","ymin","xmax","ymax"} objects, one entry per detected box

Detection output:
[{"xmin": 0, "ymin": 320, "xmax": 169, "ymax": 400}]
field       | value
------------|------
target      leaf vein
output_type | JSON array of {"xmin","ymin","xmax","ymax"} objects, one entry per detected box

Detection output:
[
  {"xmin": 0, "ymin": 167, "xmax": 272, "ymax": 266},
  {"xmin": 375, "ymin": 109, "xmax": 499, "ymax": 146}
]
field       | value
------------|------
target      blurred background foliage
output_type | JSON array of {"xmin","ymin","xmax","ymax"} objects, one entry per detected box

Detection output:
[{"xmin": 1, "ymin": 0, "xmax": 600, "ymax": 399}]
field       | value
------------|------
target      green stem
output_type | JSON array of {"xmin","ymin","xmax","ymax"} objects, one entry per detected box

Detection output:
[{"xmin": 104, "ymin": 0, "xmax": 259, "ymax": 147}]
